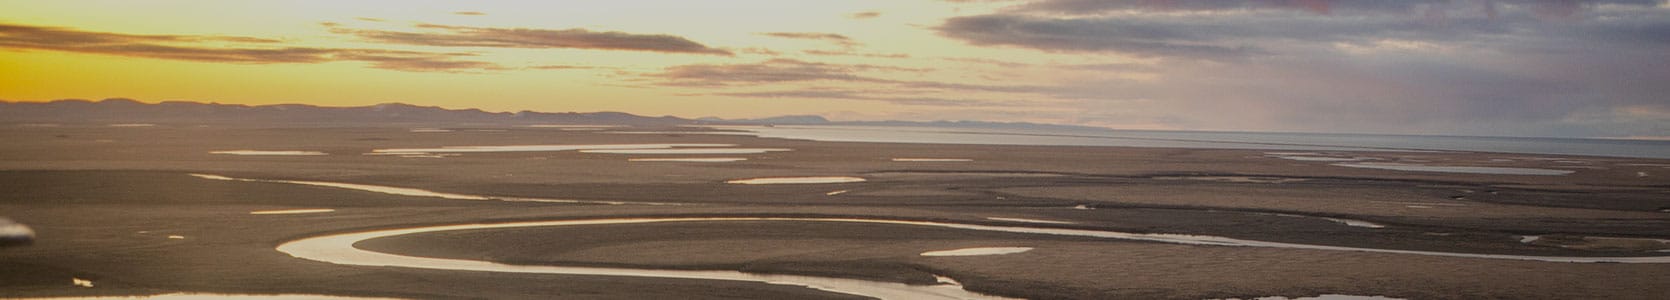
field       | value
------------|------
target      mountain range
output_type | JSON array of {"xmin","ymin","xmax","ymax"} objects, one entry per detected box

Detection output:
[
  {"xmin": 0, "ymin": 99, "xmax": 689, "ymax": 126},
  {"xmin": 0, "ymin": 98, "xmax": 1103, "ymax": 131}
]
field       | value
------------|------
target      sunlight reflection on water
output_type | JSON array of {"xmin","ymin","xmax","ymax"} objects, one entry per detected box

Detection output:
[
  {"xmin": 1331, "ymin": 162, "xmax": 1573, "ymax": 175},
  {"xmin": 725, "ymin": 177, "xmax": 867, "ymax": 184}
]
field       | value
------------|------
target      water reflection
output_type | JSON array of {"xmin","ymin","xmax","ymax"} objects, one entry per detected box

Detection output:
[
  {"xmin": 1210, "ymin": 294, "xmax": 1406, "ymax": 300},
  {"xmin": 280, "ymin": 219, "xmax": 1025, "ymax": 300},
  {"xmin": 277, "ymin": 217, "xmax": 1670, "ymax": 300},
  {"xmin": 369, "ymin": 144, "xmax": 734, "ymax": 155},
  {"xmin": 250, "ymin": 209, "xmax": 336, "ymax": 215},
  {"xmin": 190, "ymin": 174, "xmax": 677, "ymax": 206},
  {"xmin": 920, "ymin": 247, "xmax": 1033, "ymax": 257},
  {"xmin": 17, "ymin": 293, "xmax": 404, "ymax": 299},
  {"xmin": 523, "ymin": 125, "xmax": 624, "ymax": 128},
  {"xmin": 1331, "ymin": 163, "xmax": 1574, "ymax": 175},
  {"xmin": 582, "ymin": 148, "xmax": 790, "ymax": 154},
  {"xmin": 1154, "ymin": 176, "xmax": 1309, "ymax": 184},
  {"xmin": 0, "ymin": 217, "xmax": 34, "ymax": 245},
  {"xmin": 1273, "ymin": 156, "xmax": 1371, "ymax": 162},
  {"xmin": 278, "ymin": 217, "xmax": 1670, "ymax": 300},
  {"xmin": 891, "ymin": 158, "xmax": 974, "ymax": 162},
  {"xmin": 1319, "ymin": 218, "xmax": 1386, "ymax": 229},
  {"xmin": 725, "ymin": 177, "xmax": 867, "ymax": 184},
  {"xmin": 985, "ymin": 217, "xmax": 1076, "ymax": 225},
  {"xmin": 209, "ymin": 150, "xmax": 327, "ymax": 156},
  {"xmin": 627, "ymin": 158, "xmax": 748, "ymax": 162}
]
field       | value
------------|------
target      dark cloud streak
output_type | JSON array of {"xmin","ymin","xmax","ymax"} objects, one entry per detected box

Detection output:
[
  {"xmin": 652, "ymin": 59, "xmax": 1054, "ymax": 106},
  {"xmin": 759, "ymin": 32, "xmax": 861, "ymax": 47},
  {"xmin": 929, "ymin": 0, "xmax": 1670, "ymax": 137},
  {"xmin": 936, "ymin": 14, "xmax": 1264, "ymax": 60},
  {"xmin": 1012, "ymin": 0, "xmax": 1663, "ymax": 16},
  {"xmin": 848, "ymin": 11, "xmax": 882, "ymax": 19},
  {"xmin": 938, "ymin": 2, "xmax": 1670, "ymax": 58},
  {"xmin": 655, "ymin": 59, "xmax": 876, "ymax": 86},
  {"xmin": 802, "ymin": 49, "xmax": 910, "ymax": 58},
  {"xmin": 335, "ymin": 51, "xmax": 504, "ymax": 72},
  {"xmin": 654, "ymin": 59, "xmax": 967, "ymax": 87},
  {"xmin": 525, "ymin": 65, "xmax": 597, "ymax": 70},
  {"xmin": 335, "ymin": 24, "xmax": 732, "ymax": 55},
  {"xmin": 0, "ymin": 23, "xmax": 501, "ymax": 72}
]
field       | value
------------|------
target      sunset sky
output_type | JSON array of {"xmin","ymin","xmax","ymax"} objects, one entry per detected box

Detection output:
[{"xmin": 2, "ymin": 0, "xmax": 1666, "ymax": 138}]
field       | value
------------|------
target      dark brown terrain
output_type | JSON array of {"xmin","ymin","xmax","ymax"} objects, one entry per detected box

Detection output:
[{"xmin": 2, "ymin": 124, "xmax": 1668, "ymax": 299}]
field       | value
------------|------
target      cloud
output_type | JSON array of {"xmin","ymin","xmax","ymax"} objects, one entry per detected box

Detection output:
[
  {"xmin": 740, "ymin": 47, "xmax": 783, "ymax": 55},
  {"xmin": 649, "ymin": 59, "xmax": 946, "ymax": 85},
  {"xmin": 758, "ymin": 32, "xmax": 861, "ymax": 47},
  {"xmin": 938, "ymin": 1, "xmax": 1668, "ymax": 60},
  {"xmin": 936, "ymin": 12, "xmax": 1532, "ymax": 59},
  {"xmin": 1011, "ymin": 0, "xmax": 1663, "ymax": 16},
  {"xmin": 453, "ymin": 11, "xmax": 487, "ymax": 16},
  {"xmin": 1025, "ymin": 45, "xmax": 1670, "ymax": 136},
  {"xmin": 848, "ymin": 11, "xmax": 882, "ymax": 19},
  {"xmin": 1011, "ymin": 0, "xmax": 1407, "ymax": 15},
  {"xmin": 940, "ymin": 57, "xmax": 1032, "ymax": 68},
  {"xmin": 0, "ymin": 23, "xmax": 284, "ymax": 45},
  {"xmin": 649, "ymin": 59, "xmax": 1060, "ymax": 106},
  {"xmin": 1058, "ymin": 62, "xmax": 1156, "ymax": 72},
  {"xmin": 524, "ymin": 65, "xmax": 597, "ymax": 70},
  {"xmin": 927, "ymin": 1, "xmax": 1670, "ymax": 137},
  {"xmin": 0, "ymin": 23, "xmax": 500, "ymax": 72},
  {"xmin": 654, "ymin": 59, "xmax": 873, "ymax": 85},
  {"xmin": 941, "ymin": 0, "xmax": 1026, "ymax": 3},
  {"xmin": 936, "ymin": 14, "xmax": 1265, "ymax": 60},
  {"xmin": 335, "ymin": 51, "xmax": 505, "ymax": 72},
  {"xmin": 802, "ymin": 49, "xmax": 910, "ymax": 58},
  {"xmin": 333, "ymin": 23, "xmax": 731, "ymax": 55}
]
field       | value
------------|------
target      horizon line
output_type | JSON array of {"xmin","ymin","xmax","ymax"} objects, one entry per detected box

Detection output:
[{"xmin": 3, "ymin": 97, "xmax": 1667, "ymax": 142}]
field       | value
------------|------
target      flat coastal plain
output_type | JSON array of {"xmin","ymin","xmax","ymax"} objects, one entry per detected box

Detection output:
[{"xmin": 2, "ymin": 125, "xmax": 1669, "ymax": 299}]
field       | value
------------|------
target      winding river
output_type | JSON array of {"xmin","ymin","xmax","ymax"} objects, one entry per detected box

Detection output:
[
  {"xmin": 190, "ymin": 174, "xmax": 679, "ymax": 206},
  {"xmin": 279, "ymin": 217, "xmax": 1670, "ymax": 300},
  {"xmin": 215, "ymin": 173, "xmax": 1670, "ymax": 298}
]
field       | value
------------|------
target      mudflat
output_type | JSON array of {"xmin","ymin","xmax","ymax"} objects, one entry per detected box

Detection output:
[{"xmin": 2, "ymin": 125, "xmax": 1668, "ymax": 299}]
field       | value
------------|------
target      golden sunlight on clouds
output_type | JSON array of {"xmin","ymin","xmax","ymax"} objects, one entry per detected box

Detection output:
[
  {"xmin": 4, "ymin": 0, "xmax": 1668, "ymax": 138},
  {"xmin": 1, "ymin": 0, "xmax": 1046, "ymax": 119}
]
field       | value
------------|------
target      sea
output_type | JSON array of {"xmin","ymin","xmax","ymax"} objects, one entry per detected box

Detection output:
[{"xmin": 701, "ymin": 125, "xmax": 1670, "ymax": 160}]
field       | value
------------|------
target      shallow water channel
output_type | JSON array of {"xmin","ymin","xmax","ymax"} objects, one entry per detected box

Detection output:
[{"xmin": 279, "ymin": 217, "xmax": 1670, "ymax": 300}]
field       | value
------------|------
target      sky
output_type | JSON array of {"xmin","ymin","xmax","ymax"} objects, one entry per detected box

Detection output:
[{"xmin": 1, "ymin": 0, "xmax": 1666, "ymax": 138}]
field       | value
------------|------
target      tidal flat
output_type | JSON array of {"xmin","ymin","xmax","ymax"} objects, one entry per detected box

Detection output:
[{"xmin": 2, "ymin": 125, "xmax": 1668, "ymax": 299}]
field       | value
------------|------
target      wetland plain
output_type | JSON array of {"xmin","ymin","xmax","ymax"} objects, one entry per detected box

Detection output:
[{"xmin": 2, "ymin": 124, "xmax": 1669, "ymax": 299}]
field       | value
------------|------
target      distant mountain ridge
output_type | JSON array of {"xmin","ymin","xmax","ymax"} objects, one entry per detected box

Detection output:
[
  {"xmin": 0, "ymin": 98, "xmax": 1103, "ymax": 131},
  {"xmin": 698, "ymin": 115, "xmax": 830, "ymax": 124},
  {"xmin": 0, "ymin": 99, "xmax": 689, "ymax": 126},
  {"xmin": 700, "ymin": 115, "xmax": 1106, "ymax": 131}
]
